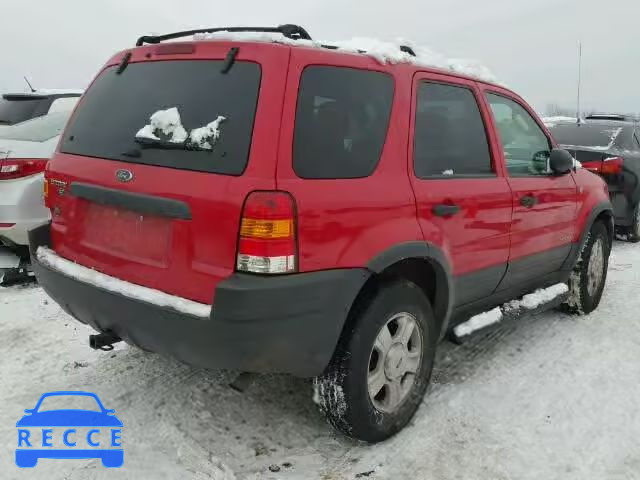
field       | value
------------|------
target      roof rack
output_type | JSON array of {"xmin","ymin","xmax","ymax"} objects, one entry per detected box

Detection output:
[
  {"xmin": 135, "ymin": 24, "xmax": 418, "ymax": 58},
  {"xmin": 136, "ymin": 24, "xmax": 312, "ymax": 47}
]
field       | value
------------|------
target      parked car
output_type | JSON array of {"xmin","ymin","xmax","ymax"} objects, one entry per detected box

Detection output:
[
  {"xmin": 547, "ymin": 115, "xmax": 640, "ymax": 241},
  {"xmin": 0, "ymin": 90, "xmax": 81, "ymax": 126},
  {"xmin": 31, "ymin": 25, "xmax": 613, "ymax": 442},
  {"xmin": 0, "ymin": 111, "xmax": 71, "ymax": 282}
]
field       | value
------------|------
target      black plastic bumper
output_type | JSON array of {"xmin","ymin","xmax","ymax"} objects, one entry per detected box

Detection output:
[{"xmin": 29, "ymin": 224, "xmax": 369, "ymax": 377}]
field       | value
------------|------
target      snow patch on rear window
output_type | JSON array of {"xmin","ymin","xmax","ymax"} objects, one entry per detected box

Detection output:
[
  {"xmin": 195, "ymin": 32, "xmax": 500, "ymax": 84},
  {"xmin": 189, "ymin": 116, "xmax": 226, "ymax": 150},
  {"xmin": 37, "ymin": 246, "xmax": 211, "ymax": 318},
  {"xmin": 136, "ymin": 107, "xmax": 226, "ymax": 151},
  {"xmin": 136, "ymin": 107, "xmax": 188, "ymax": 143}
]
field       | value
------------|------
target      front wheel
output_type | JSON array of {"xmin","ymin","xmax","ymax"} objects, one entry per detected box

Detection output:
[
  {"xmin": 562, "ymin": 221, "xmax": 610, "ymax": 315},
  {"xmin": 314, "ymin": 280, "xmax": 437, "ymax": 443}
]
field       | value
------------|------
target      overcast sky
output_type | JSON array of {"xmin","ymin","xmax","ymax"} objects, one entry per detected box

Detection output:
[{"xmin": 1, "ymin": 0, "xmax": 638, "ymax": 114}]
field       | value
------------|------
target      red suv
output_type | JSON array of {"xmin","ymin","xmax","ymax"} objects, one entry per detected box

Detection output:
[{"xmin": 30, "ymin": 25, "xmax": 613, "ymax": 442}]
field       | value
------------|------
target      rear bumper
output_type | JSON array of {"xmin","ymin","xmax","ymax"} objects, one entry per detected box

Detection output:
[
  {"xmin": 30, "ymin": 224, "xmax": 369, "ymax": 377},
  {"xmin": 0, "ymin": 173, "xmax": 50, "ymax": 246}
]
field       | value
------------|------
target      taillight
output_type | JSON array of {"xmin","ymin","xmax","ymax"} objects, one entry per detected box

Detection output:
[
  {"xmin": 601, "ymin": 156, "xmax": 623, "ymax": 175},
  {"xmin": 581, "ymin": 161, "xmax": 602, "ymax": 173},
  {"xmin": 236, "ymin": 191, "xmax": 297, "ymax": 274},
  {"xmin": 0, "ymin": 158, "xmax": 48, "ymax": 181}
]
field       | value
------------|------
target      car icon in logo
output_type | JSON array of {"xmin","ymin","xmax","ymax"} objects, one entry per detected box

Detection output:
[
  {"xmin": 16, "ymin": 391, "xmax": 123, "ymax": 468},
  {"xmin": 116, "ymin": 169, "xmax": 133, "ymax": 182}
]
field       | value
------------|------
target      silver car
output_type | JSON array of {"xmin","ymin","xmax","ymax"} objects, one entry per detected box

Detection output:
[{"xmin": 0, "ymin": 111, "xmax": 71, "ymax": 281}]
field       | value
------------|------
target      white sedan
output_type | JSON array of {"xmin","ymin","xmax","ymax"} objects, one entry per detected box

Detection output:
[{"xmin": 0, "ymin": 111, "xmax": 70, "ymax": 282}]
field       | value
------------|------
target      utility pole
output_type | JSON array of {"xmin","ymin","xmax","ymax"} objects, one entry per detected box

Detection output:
[{"xmin": 576, "ymin": 41, "xmax": 582, "ymax": 123}]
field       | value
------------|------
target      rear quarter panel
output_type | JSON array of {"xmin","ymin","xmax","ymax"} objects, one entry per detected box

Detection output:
[{"xmin": 275, "ymin": 53, "xmax": 423, "ymax": 271}]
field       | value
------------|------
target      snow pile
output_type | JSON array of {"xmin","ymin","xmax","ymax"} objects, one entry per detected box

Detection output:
[
  {"xmin": 455, "ymin": 283, "xmax": 570, "ymax": 338},
  {"xmin": 454, "ymin": 307, "xmax": 502, "ymax": 338},
  {"xmin": 136, "ymin": 108, "xmax": 225, "ymax": 151},
  {"xmin": 195, "ymin": 32, "xmax": 500, "ymax": 84},
  {"xmin": 136, "ymin": 107, "xmax": 188, "ymax": 144},
  {"xmin": 442, "ymin": 169, "xmax": 454, "ymax": 175},
  {"xmin": 504, "ymin": 283, "xmax": 569, "ymax": 312},
  {"xmin": 543, "ymin": 116, "xmax": 579, "ymax": 127},
  {"xmin": 36, "ymin": 247, "xmax": 211, "ymax": 318},
  {"xmin": 189, "ymin": 116, "xmax": 226, "ymax": 150}
]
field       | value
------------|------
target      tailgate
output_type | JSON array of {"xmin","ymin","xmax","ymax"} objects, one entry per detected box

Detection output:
[{"xmin": 45, "ymin": 43, "xmax": 290, "ymax": 304}]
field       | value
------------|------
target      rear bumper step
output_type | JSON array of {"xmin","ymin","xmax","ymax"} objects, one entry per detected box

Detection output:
[{"xmin": 29, "ymin": 223, "xmax": 369, "ymax": 377}]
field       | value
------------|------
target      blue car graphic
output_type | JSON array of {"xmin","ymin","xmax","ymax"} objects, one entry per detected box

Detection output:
[{"xmin": 16, "ymin": 391, "xmax": 123, "ymax": 468}]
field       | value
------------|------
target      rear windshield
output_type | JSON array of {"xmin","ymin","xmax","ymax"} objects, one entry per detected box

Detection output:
[
  {"xmin": 0, "ymin": 111, "xmax": 70, "ymax": 142},
  {"xmin": 549, "ymin": 123, "xmax": 625, "ymax": 149},
  {"xmin": 61, "ymin": 60, "xmax": 261, "ymax": 175},
  {"xmin": 0, "ymin": 97, "xmax": 44, "ymax": 125},
  {"xmin": 293, "ymin": 66, "xmax": 394, "ymax": 179}
]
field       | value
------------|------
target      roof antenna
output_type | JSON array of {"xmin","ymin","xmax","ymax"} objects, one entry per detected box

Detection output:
[
  {"xmin": 24, "ymin": 76, "xmax": 36, "ymax": 93},
  {"xmin": 576, "ymin": 41, "xmax": 582, "ymax": 124}
]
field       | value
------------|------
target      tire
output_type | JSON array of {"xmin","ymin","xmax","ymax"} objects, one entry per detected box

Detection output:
[
  {"xmin": 626, "ymin": 204, "xmax": 640, "ymax": 243},
  {"xmin": 561, "ymin": 221, "xmax": 610, "ymax": 315},
  {"xmin": 313, "ymin": 280, "xmax": 437, "ymax": 443}
]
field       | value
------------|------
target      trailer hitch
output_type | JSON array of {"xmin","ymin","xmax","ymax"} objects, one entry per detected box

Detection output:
[{"xmin": 89, "ymin": 331, "xmax": 122, "ymax": 351}]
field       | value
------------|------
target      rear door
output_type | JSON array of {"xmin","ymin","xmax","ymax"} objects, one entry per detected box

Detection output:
[
  {"xmin": 409, "ymin": 74, "xmax": 512, "ymax": 307},
  {"xmin": 46, "ymin": 42, "xmax": 290, "ymax": 304},
  {"xmin": 483, "ymin": 90, "xmax": 577, "ymax": 287}
]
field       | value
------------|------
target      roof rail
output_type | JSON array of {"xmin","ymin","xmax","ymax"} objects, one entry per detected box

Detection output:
[{"xmin": 135, "ymin": 24, "xmax": 312, "ymax": 47}]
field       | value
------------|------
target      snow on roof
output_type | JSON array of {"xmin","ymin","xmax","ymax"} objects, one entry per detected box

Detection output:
[
  {"xmin": 194, "ymin": 31, "xmax": 501, "ymax": 85},
  {"xmin": 34, "ymin": 89, "xmax": 84, "ymax": 95},
  {"xmin": 4, "ymin": 89, "xmax": 84, "ymax": 98},
  {"xmin": 543, "ymin": 116, "xmax": 580, "ymax": 127}
]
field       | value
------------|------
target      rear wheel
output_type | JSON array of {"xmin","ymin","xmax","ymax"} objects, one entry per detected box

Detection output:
[
  {"xmin": 314, "ymin": 280, "xmax": 437, "ymax": 443},
  {"xmin": 561, "ymin": 221, "xmax": 610, "ymax": 315}
]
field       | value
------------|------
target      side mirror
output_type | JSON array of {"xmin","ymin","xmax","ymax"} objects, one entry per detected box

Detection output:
[
  {"xmin": 549, "ymin": 149, "xmax": 574, "ymax": 175},
  {"xmin": 23, "ymin": 409, "xmax": 34, "ymax": 415}
]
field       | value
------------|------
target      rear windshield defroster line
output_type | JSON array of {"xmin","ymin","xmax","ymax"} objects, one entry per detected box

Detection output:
[{"xmin": 60, "ymin": 60, "xmax": 261, "ymax": 175}]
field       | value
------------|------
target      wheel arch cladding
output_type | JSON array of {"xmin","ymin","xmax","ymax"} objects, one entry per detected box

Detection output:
[
  {"xmin": 582, "ymin": 201, "xmax": 614, "ymax": 248},
  {"xmin": 363, "ymin": 242, "xmax": 454, "ymax": 340}
]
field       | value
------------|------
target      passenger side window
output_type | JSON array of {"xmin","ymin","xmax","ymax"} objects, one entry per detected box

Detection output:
[
  {"xmin": 414, "ymin": 82, "xmax": 493, "ymax": 177},
  {"xmin": 293, "ymin": 66, "xmax": 394, "ymax": 179},
  {"xmin": 486, "ymin": 93, "xmax": 552, "ymax": 176}
]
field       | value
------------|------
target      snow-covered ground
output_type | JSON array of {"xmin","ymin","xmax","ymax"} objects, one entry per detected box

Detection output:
[{"xmin": 1, "ymin": 241, "xmax": 639, "ymax": 479}]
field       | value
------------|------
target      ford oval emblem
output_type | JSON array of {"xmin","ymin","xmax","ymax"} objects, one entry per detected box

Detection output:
[{"xmin": 116, "ymin": 169, "xmax": 133, "ymax": 183}]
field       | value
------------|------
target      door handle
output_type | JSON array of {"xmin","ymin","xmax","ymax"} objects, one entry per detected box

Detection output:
[
  {"xmin": 520, "ymin": 195, "xmax": 538, "ymax": 208},
  {"xmin": 432, "ymin": 204, "xmax": 461, "ymax": 217}
]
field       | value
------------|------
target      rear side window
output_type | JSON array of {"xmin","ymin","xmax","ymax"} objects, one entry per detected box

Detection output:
[
  {"xmin": 548, "ymin": 123, "xmax": 624, "ymax": 149},
  {"xmin": 0, "ymin": 97, "xmax": 43, "ymax": 125},
  {"xmin": 293, "ymin": 66, "xmax": 394, "ymax": 179},
  {"xmin": 413, "ymin": 82, "xmax": 493, "ymax": 177},
  {"xmin": 0, "ymin": 111, "xmax": 70, "ymax": 142},
  {"xmin": 61, "ymin": 61, "xmax": 261, "ymax": 175}
]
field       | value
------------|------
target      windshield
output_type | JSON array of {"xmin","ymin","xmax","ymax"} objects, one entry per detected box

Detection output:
[
  {"xmin": 36, "ymin": 394, "xmax": 102, "ymax": 412},
  {"xmin": 0, "ymin": 111, "xmax": 70, "ymax": 142},
  {"xmin": 549, "ymin": 123, "xmax": 625, "ymax": 149},
  {"xmin": 60, "ymin": 60, "xmax": 261, "ymax": 175},
  {"xmin": 0, "ymin": 97, "xmax": 44, "ymax": 125}
]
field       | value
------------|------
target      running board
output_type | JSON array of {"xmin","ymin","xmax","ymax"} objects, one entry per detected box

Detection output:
[{"xmin": 450, "ymin": 284, "xmax": 570, "ymax": 345}]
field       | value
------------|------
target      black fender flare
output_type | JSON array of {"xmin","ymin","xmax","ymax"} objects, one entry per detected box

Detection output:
[{"xmin": 367, "ymin": 241, "xmax": 454, "ymax": 340}]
